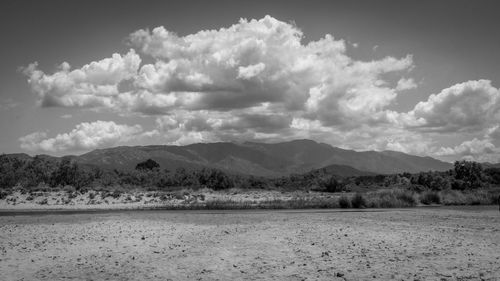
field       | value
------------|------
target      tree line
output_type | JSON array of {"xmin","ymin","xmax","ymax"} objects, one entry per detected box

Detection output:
[{"xmin": 1, "ymin": 154, "xmax": 499, "ymax": 192}]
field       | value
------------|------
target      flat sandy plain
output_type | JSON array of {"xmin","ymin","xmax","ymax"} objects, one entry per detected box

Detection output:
[{"xmin": 1, "ymin": 206, "xmax": 499, "ymax": 281}]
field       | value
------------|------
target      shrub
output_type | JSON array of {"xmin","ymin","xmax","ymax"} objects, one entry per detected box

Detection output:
[
  {"xmin": 351, "ymin": 193, "xmax": 366, "ymax": 208},
  {"xmin": 367, "ymin": 189, "xmax": 417, "ymax": 208},
  {"xmin": 339, "ymin": 195, "xmax": 351, "ymax": 208},
  {"xmin": 420, "ymin": 191, "xmax": 441, "ymax": 205},
  {"xmin": 135, "ymin": 159, "xmax": 160, "ymax": 171},
  {"xmin": 0, "ymin": 190, "xmax": 11, "ymax": 199},
  {"xmin": 63, "ymin": 185, "xmax": 76, "ymax": 193}
]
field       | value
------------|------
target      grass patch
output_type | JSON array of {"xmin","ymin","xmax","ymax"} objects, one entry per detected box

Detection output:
[{"xmin": 366, "ymin": 189, "xmax": 418, "ymax": 208}]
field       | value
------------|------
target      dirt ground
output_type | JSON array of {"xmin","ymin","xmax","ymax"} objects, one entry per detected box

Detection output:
[{"xmin": 0, "ymin": 206, "xmax": 499, "ymax": 281}]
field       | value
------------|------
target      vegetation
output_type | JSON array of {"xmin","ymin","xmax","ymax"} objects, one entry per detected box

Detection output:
[{"xmin": 0, "ymin": 154, "xmax": 499, "ymax": 208}]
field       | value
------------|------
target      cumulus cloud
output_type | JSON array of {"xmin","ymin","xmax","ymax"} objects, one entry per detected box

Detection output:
[
  {"xmin": 19, "ymin": 121, "xmax": 144, "ymax": 152},
  {"xmin": 406, "ymin": 80, "xmax": 500, "ymax": 132},
  {"xmin": 396, "ymin": 78, "xmax": 417, "ymax": 91},
  {"xmin": 25, "ymin": 16, "xmax": 414, "ymax": 125},
  {"xmin": 435, "ymin": 138, "xmax": 499, "ymax": 162},
  {"xmin": 20, "ymin": 15, "xmax": 500, "ymax": 161},
  {"xmin": 22, "ymin": 50, "xmax": 141, "ymax": 108}
]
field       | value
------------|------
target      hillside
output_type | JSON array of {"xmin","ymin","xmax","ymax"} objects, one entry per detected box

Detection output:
[
  {"xmin": 2, "ymin": 140, "xmax": 453, "ymax": 177},
  {"xmin": 72, "ymin": 139, "xmax": 451, "ymax": 176}
]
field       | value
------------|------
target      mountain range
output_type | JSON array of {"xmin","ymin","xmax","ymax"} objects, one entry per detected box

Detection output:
[
  {"xmin": 3, "ymin": 140, "xmax": 454, "ymax": 177},
  {"xmin": 43, "ymin": 139, "xmax": 452, "ymax": 177}
]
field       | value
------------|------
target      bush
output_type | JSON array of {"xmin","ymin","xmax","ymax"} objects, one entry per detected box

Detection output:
[
  {"xmin": 420, "ymin": 191, "xmax": 441, "ymax": 205},
  {"xmin": 351, "ymin": 193, "xmax": 366, "ymax": 208},
  {"xmin": 339, "ymin": 195, "xmax": 351, "ymax": 208},
  {"xmin": 63, "ymin": 185, "xmax": 76, "ymax": 193},
  {"xmin": 0, "ymin": 190, "xmax": 11, "ymax": 199},
  {"xmin": 135, "ymin": 159, "xmax": 160, "ymax": 171},
  {"xmin": 367, "ymin": 189, "xmax": 417, "ymax": 208}
]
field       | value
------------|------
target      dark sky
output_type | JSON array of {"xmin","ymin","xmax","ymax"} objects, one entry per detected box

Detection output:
[{"xmin": 1, "ymin": 0, "xmax": 500, "ymax": 161}]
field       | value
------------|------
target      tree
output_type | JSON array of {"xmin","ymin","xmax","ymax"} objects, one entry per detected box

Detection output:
[
  {"xmin": 322, "ymin": 176, "xmax": 343, "ymax": 192},
  {"xmin": 454, "ymin": 160, "xmax": 483, "ymax": 189},
  {"xmin": 135, "ymin": 159, "xmax": 160, "ymax": 171}
]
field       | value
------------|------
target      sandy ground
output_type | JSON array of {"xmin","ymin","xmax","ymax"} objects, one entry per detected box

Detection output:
[
  {"xmin": 0, "ymin": 189, "xmax": 327, "ymax": 210},
  {"xmin": 0, "ymin": 206, "xmax": 499, "ymax": 281}
]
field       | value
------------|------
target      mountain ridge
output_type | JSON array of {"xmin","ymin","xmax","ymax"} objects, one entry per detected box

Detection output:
[{"xmin": 3, "ymin": 139, "xmax": 453, "ymax": 177}]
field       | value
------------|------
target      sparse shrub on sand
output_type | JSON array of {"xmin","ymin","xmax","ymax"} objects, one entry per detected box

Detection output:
[
  {"xmin": 339, "ymin": 195, "xmax": 351, "ymax": 208},
  {"xmin": 439, "ymin": 189, "xmax": 498, "ymax": 205},
  {"xmin": 367, "ymin": 189, "xmax": 417, "ymax": 208},
  {"xmin": 63, "ymin": 185, "xmax": 76, "ymax": 193},
  {"xmin": 0, "ymin": 190, "xmax": 12, "ymax": 199}
]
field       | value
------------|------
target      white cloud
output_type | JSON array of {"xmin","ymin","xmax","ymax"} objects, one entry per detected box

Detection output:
[
  {"xmin": 435, "ymin": 138, "xmax": 499, "ymax": 162},
  {"xmin": 396, "ymin": 78, "xmax": 417, "ymax": 91},
  {"xmin": 22, "ymin": 49, "xmax": 141, "ymax": 108},
  {"xmin": 0, "ymin": 98, "xmax": 19, "ymax": 110},
  {"xmin": 406, "ymin": 80, "xmax": 500, "ymax": 132},
  {"xmin": 25, "ymin": 16, "xmax": 413, "ymax": 126},
  {"xmin": 20, "ymin": 15, "xmax": 500, "ymax": 162},
  {"xmin": 19, "ymin": 121, "xmax": 144, "ymax": 152},
  {"xmin": 237, "ymin": 63, "xmax": 266, "ymax": 79}
]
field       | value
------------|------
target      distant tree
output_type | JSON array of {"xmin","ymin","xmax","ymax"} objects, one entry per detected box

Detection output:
[
  {"xmin": 484, "ymin": 168, "xmax": 500, "ymax": 185},
  {"xmin": 454, "ymin": 160, "xmax": 483, "ymax": 189},
  {"xmin": 51, "ymin": 158, "xmax": 78, "ymax": 187},
  {"xmin": 322, "ymin": 176, "xmax": 343, "ymax": 192},
  {"xmin": 135, "ymin": 159, "xmax": 160, "ymax": 171}
]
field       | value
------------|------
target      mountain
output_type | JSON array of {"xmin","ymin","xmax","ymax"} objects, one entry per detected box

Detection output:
[
  {"xmin": 3, "ymin": 140, "xmax": 452, "ymax": 177},
  {"xmin": 306, "ymin": 164, "xmax": 375, "ymax": 177},
  {"xmin": 71, "ymin": 139, "xmax": 452, "ymax": 176}
]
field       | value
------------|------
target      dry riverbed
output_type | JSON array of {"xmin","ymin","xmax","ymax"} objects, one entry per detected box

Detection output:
[{"xmin": 1, "ymin": 206, "xmax": 499, "ymax": 280}]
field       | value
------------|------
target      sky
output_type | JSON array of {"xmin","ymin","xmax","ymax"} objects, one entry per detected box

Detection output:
[{"xmin": 1, "ymin": 0, "xmax": 500, "ymax": 162}]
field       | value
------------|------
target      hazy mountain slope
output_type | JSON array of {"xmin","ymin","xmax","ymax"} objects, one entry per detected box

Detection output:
[
  {"xmin": 5, "ymin": 140, "xmax": 453, "ymax": 176},
  {"xmin": 308, "ymin": 164, "xmax": 376, "ymax": 177},
  {"xmin": 241, "ymin": 140, "xmax": 452, "ymax": 174}
]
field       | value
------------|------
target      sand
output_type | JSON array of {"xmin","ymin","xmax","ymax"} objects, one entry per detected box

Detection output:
[
  {"xmin": 0, "ymin": 189, "xmax": 319, "ymax": 210},
  {"xmin": 1, "ymin": 206, "xmax": 499, "ymax": 281}
]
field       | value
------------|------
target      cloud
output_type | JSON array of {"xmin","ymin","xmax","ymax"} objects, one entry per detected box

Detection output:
[
  {"xmin": 25, "ymin": 16, "xmax": 413, "ymax": 126},
  {"xmin": 435, "ymin": 138, "xmax": 499, "ymax": 162},
  {"xmin": 0, "ymin": 98, "xmax": 19, "ymax": 110},
  {"xmin": 19, "ymin": 121, "xmax": 144, "ymax": 152},
  {"xmin": 396, "ymin": 78, "xmax": 417, "ymax": 91},
  {"xmin": 237, "ymin": 63, "xmax": 266, "ymax": 80},
  {"xmin": 22, "ymin": 50, "xmax": 141, "ymax": 108},
  {"xmin": 406, "ymin": 80, "xmax": 500, "ymax": 132},
  {"xmin": 20, "ymin": 15, "xmax": 500, "ymax": 162}
]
